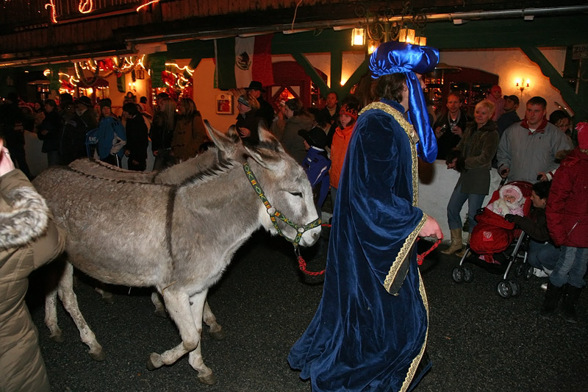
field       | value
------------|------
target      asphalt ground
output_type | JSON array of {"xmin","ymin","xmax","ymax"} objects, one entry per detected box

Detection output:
[{"xmin": 27, "ymin": 229, "xmax": 587, "ymax": 392}]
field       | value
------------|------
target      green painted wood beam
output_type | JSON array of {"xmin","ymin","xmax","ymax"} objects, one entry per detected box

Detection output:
[
  {"xmin": 330, "ymin": 50, "xmax": 343, "ymax": 96},
  {"xmin": 521, "ymin": 46, "xmax": 588, "ymax": 121},
  {"xmin": 427, "ymin": 16, "xmax": 588, "ymax": 49},
  {"xmin": 291, "ymin": 52, "xmax": 330, "ymax": 95}
]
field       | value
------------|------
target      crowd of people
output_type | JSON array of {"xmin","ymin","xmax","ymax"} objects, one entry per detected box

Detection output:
[{"xmin": 0, "ymin": 42, "xmax": 587, "ymax": 390}]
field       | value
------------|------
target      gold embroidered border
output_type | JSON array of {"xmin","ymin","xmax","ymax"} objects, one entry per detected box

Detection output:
[
  {"xmin": 383, "ymin": 214, "xmax": 427, "ymax": 293},
  {"xmin": 399, "ymin": 269, "xmax": 430, "ymax": 392}
]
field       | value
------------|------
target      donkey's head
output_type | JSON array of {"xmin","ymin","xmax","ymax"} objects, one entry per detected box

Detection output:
[{"xmin": 204, "ymin": 121, "xmax": 321, "ymax": 248}]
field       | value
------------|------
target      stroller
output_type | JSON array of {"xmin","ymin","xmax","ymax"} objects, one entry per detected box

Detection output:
[{"xmin": 451, "ymin": 181, "xmax": 534, "ymax": 298}]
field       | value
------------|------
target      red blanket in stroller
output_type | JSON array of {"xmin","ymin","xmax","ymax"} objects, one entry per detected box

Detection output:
[{"xmin": 470, "ymin": 181, "xmax": 533, "ymax": 258}]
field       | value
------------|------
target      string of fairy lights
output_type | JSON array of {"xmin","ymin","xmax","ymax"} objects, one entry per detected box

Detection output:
[
  {"xmin": 41, "ymin": 0, "xmax": 161, "ymax": 24},
  {"xmin": 46, "ymin": 56, "xmax": 194, "ymax": 96}
]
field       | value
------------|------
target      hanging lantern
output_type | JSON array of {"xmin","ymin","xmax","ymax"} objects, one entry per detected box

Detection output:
[
  {"xmin": 398, "ymin": 27, "xmax": 415, "ymax": 44},
  {"xmin": 351, "ymin": 28, "xmax": 366, "ymax": 46}
]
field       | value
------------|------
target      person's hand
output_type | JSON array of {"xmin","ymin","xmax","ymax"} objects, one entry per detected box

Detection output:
[
  {"xmin": 446, "ymin": 157, "xmax": 457, "ymax": 170},
  {"xmin": 434, "ymin": 126, "xmax": 444, "ymax": 138},
  {"xmin": 499, "ymin": 167, "xmax": 510, "ymax": 179},
  {"xmin": 238, "ymin": 127, "xmax": 251, "ymax": 138},
  {"xmin": 419, "ymin": 215, "xmax": 443, "ymax": 240},
  {"xmin": 451, "ymin": 125, "xmax": 463, "ymax": 138},
  {"xmin": 504, "ymin": 214, "xmax": 516, "ymax": 223},
  {"xmin": 0, "ymin": 142, "xmax": 16, "ymax": 177},
  {"xmin": 537, "ymin": 172, "xmax": 548, "ymax": 182}
]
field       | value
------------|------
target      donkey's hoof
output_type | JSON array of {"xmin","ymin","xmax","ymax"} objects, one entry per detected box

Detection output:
[
  {"xmin": 154, "ymin": 309, "xmax": 168, "ymax": 319},
  {"xmin": 198, "ymin": 371, "xmax": 216, "ymax": 385},
  {"xmin": 49, "ymin": 331, "xmax": 64, "ymax": 343},
  {"xmin": 208, "ymin": 328, "xmax": 226, "ymax": 341},
  {"xmin": 146, "ymin": 353, "xmax": 163, "ymax": 371},
  {"xmin": 89, "ymin": 349, "xmax": 105, "ymax": 362},
  {"xmin": 101, "ymin": 294, "xmax": 115, "ymax": 305}
]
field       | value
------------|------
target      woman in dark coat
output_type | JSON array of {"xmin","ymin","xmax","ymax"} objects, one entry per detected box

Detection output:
[{"xmin": 442, "ymin": 99, "xmax": 499, "ymax": 255}]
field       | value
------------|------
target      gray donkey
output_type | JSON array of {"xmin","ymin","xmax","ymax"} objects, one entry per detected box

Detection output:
[{"xmin": 33, "ymin": 122, "xmax": 321, "ymax": 384}]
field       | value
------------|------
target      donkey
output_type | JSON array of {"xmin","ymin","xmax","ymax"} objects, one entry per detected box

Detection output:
[{"xmin": 33, "ymin": 123, "xmax": 321, "ymax": 384}]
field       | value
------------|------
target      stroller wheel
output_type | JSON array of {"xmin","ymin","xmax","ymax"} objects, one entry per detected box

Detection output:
[
  {"xmin": 497, "ymin": 280, "xmax": 512, "ymax": 298},
  {"xmin": 452, "ymin": 267, "xmax": 464, "ymax": 283},
  {"xmin": 509, "ymin": 280, "xmax": 521, "ymax": 297},
  {"xmin": 463, "ymin": 266, "xmax": 474, "ymax": 283}
]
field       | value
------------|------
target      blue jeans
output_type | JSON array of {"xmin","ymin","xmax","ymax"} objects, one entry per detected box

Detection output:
[
  {"xmin": 447, "ymin": 182, "xmax": 486, "ymax": 232},
  {"xmin": 550, "ymin": 246, "xmax": 588, "ymax": 288},
  {"xmin": 528, "ymin": 240, "xmax": 560, "ymax": 271}
]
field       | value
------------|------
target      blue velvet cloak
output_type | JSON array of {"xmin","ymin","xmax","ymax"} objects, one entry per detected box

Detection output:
[{"xmin": 289, "ymin": 99, "xmax": 430, "ymax": 392}]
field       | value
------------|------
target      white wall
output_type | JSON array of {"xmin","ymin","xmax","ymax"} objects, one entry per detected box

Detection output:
[{"xmin": 440, "ymin": 48, "xmax": 568, "ymax": 118}]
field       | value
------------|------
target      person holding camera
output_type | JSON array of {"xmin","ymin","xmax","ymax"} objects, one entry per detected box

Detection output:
[{"xmin": 433, "ymin": 93, "xmax": 470, "ymax": 160}]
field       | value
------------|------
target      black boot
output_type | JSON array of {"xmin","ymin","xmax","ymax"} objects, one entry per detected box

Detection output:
[
  {"xmin": 541, "ymin": 282, "xmax": 563, "ymax": 318},
  {"xmin": 561, "ymin": 285, "xmax": 582, "ymax": 323}
]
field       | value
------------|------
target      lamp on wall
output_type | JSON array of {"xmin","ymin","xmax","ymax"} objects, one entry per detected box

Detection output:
[{"xmin": 515, "ymin": 78, "xmax": 530, "ymax": 96}]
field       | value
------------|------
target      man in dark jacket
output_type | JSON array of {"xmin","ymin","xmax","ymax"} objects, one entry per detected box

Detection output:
[{"xmin": 246, "ymin": 81, "xmax": 274, "ymax": 128}]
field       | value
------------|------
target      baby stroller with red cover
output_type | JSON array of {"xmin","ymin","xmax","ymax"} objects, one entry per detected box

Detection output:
[{"xmin": 451, "ymin": 181, "xmax": 534, "ymax": 298}]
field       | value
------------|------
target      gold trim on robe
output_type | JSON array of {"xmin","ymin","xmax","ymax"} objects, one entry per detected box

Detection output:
[{"xmin": 359, "ymin": 101, "xmax": 430, "ymax": 392}]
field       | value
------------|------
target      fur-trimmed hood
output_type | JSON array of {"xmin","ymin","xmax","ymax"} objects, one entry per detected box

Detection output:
[{"xmin": 0, "ymin": 185, "xmax": 49, "ymax": 249}]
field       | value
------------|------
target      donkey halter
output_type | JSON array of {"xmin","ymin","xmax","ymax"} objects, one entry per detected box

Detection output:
[{"xmin": 243, "ymin": 162, "xmax": 321, "ymax": 246}]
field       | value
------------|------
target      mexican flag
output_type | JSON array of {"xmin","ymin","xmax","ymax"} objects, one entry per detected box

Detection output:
[{"xmin": 215, "ymin": 34, "xmax": 274, "ymax": 90}]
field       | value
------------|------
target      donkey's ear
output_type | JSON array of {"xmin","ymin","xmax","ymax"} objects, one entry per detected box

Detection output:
[
  {"xmin": 257, "ymin": 125, "xmax": 284, "ymax": 152},
  {"xmin": 244, "ymin": 144, "xmax": 285, "ymax": 171},
  {"xmin": 204, "ymin": 120, "xmax": 242, "ymax": 155}
]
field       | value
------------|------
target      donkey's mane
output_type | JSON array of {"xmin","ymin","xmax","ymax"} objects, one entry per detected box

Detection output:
[
  {"xmin": 65, "ymin": 165, "xmax": 172, "ymax": 187},
  {"xmin": 180, "ymin": 152, "xmax": 241, "ymax": 188}
]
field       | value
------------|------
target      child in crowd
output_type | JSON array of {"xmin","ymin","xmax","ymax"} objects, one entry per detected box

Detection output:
[
  {"xmin": 505, "ymin": 181, "xmax": 557, "ymax": 277},
  {"xmin": 486, "ymin": 184, "xmax": 525, "ymax": 217},
  {"xmin": 329, "ymin": 97, "xmax": 360, "ymax": 207},
  {"xmin": 298, "ymin": 127, "xmax": 331, "ymax": 211}
]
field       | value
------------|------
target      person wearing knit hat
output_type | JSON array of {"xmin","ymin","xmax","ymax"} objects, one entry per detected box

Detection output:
[
  {"xmin": 289, "ymin": 42, "xmax": 443, "ymax": 392},
  {"xmin": 543, "ymin": 121, "xmax": 588, "ymax": 322},
  {"xmin": 328, "ymin": 95, "xmax": 360, "ymax": 207}
]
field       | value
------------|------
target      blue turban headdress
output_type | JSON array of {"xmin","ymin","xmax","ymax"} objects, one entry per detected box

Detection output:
[{"xmin": 369, "ymin": 42, "xmax": 440, "ymax": 163}]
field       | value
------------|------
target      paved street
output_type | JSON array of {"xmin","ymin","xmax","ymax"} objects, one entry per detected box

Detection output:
[{"xmin": 28, "ymin": 230, "xmax": 587, "ymax": 392}]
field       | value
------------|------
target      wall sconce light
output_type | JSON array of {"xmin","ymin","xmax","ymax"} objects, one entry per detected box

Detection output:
[
  {"xmin": 515, "ymin": 78, "xmax": 530, "ymax": 95},
  {"xmin": 351, "ymin": 28, "xmax": 366, "ymax": 46}
]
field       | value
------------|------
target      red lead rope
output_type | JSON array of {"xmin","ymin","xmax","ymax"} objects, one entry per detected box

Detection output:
[{"xmin": 296, "ymin": 224, "xmax": 442, "ymax": 276}]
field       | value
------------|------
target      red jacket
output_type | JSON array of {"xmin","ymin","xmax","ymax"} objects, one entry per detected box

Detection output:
[{"xmin": 546, "ymin": 148, "xmax": 588, "ymax": 247}]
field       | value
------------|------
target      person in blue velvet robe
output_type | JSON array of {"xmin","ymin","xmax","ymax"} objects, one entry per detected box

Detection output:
[{"xmin": 288, "ymin": 42, "xmax": 444, "ymax": 392}]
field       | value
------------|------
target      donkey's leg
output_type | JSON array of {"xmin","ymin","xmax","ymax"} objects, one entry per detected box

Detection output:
[
  {"xmin": 187, "ymin": 292, "xmax": 215, "ymax": 385},
  {"xmin": 44, "ymin": 285, "xmax": 63, "ymax": 342},
  {"xmin": 57, "ymin": 262, "xmax": 105, "ymax": 361},
  {"xmin": 202, "ymin": 300, "xmax": 224, "ymax": 340},
  {"xmin": 148, "ymin": 289, "xmax": 213, "ymax": 384},
  {"xmin": 151, "ymin": 291, "xmax": 167, "ymax": 318}
]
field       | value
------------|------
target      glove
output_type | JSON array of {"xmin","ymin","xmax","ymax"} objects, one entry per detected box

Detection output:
[{"xmin": 504, "ymin": 214, "xmax": 516, "ymax": 223}]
